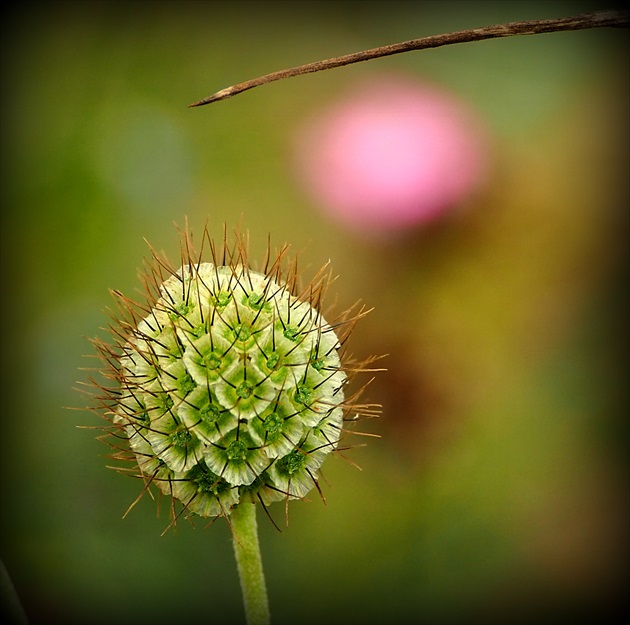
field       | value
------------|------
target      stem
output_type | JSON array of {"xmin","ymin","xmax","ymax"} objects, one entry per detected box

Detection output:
[
  {"xmin": 189, "ymin": 9, "xmax": 629, "ymax": 107},
  {"xmin": 231, "ymin": 503, "xmax": 270, "ymax": 625}
]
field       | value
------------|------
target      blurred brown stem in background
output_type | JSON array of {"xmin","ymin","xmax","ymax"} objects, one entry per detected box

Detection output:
[{"xmin": 189, "ymin": 10, "xmax": 629, "ymax": 107}]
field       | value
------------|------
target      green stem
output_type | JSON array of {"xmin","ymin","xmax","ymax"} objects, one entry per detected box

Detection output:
[{"xmin": 231, "ymin": 502, "xmax": 270, "ymax": 625}]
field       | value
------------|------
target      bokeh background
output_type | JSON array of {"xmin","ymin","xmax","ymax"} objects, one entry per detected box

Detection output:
[{"xmin": 1, "ymin": 1, "xmax": 628, "ymax": 624}]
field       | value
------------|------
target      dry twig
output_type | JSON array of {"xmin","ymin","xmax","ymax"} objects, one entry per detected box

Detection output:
[{"xmin": 189, "ymin": 10, "xmax": 628, "ymax": 107}]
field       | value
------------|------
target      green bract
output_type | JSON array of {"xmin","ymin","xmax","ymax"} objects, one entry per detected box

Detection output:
[{"xmin": 89, "ymin": 229, "xmax": 377, "ymax": 525}]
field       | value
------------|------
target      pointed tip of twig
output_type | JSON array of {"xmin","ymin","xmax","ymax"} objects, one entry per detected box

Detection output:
[
  {"xmin": 187, "ymin": 99, "xmax": 211, "ymax": 108},
  {"xmin": 188, "ymin": 87, "xmax": 238, "ymax": 107},
  {"xmin": 188, "ymin": 100, "xmax": 209, "ymax": 108}
]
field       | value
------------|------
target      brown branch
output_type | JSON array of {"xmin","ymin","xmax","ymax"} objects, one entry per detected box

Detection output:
[{"xmin": 189, "ymin": 10, "xmax": 628, "ymax": 108}]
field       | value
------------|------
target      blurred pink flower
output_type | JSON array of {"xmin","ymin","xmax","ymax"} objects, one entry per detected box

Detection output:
[{"xmin": 293, "ymin": 75, "xmax": 491, "ymax": 235}]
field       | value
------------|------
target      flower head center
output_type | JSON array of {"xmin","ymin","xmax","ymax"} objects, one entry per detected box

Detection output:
[
  {"xmin": 226, "ymin": 440, "xmax": 248, "ymax": 461},
  {"xmin": 277, "ymin": 450, "xmax": 307, "ymax": 476},
  {"xmin": 172, "ymin": 428, "xmax": 193, "ymax": 449},
  {"xmin": 246, "ymin": 292, "xmax": 266, "ymax": 310},
  {"xmin": 199, "ymin": 403, "xmax": 220, "ymax": 424},
  {"xmin": 283, "ymin": 325, "xmax": 302, "ymax": 342},
  {"xmin": 203, "ymin": 352, "xmax": 222, "ymax": 370},
  {"xmin": 236, "ymin": 381, "xmax": 254, "ymax": 399},
  {"xmin": 211, "ymin": 291, "xmax": 232, "ymax": 309},
  {"xmin": 293, "ymin": 384, "xmax": 314, "ymax": 406},
  {"xmin": 265, "ymin": 352, "xmax": 281, "ymax": 370},
  {"xmin": 233, "ymin": 323, "xmax": 252, "ymax": 343},
  {"xmin": 169, "ymin": 301, "xmax": 193, "ymax": 321},
  {"xmin": 262, "ymin": 412, "xmax": 283, "ymax": 436}
]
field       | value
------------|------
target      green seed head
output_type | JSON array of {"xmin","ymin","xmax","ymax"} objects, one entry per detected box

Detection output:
[{"xmin": 88, "ymin": 226, "xmax": 380, "ymax": 528}]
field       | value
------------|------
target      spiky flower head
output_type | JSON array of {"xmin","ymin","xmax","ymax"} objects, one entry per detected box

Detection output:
[{"xmin": 87, "ymin": 226, "xmax": 379, "ymax": 528}]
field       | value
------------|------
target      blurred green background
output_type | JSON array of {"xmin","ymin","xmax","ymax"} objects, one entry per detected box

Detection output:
[{"xmin": 1, "ymin": 1, "xmax": 628, "ymax": 624}]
